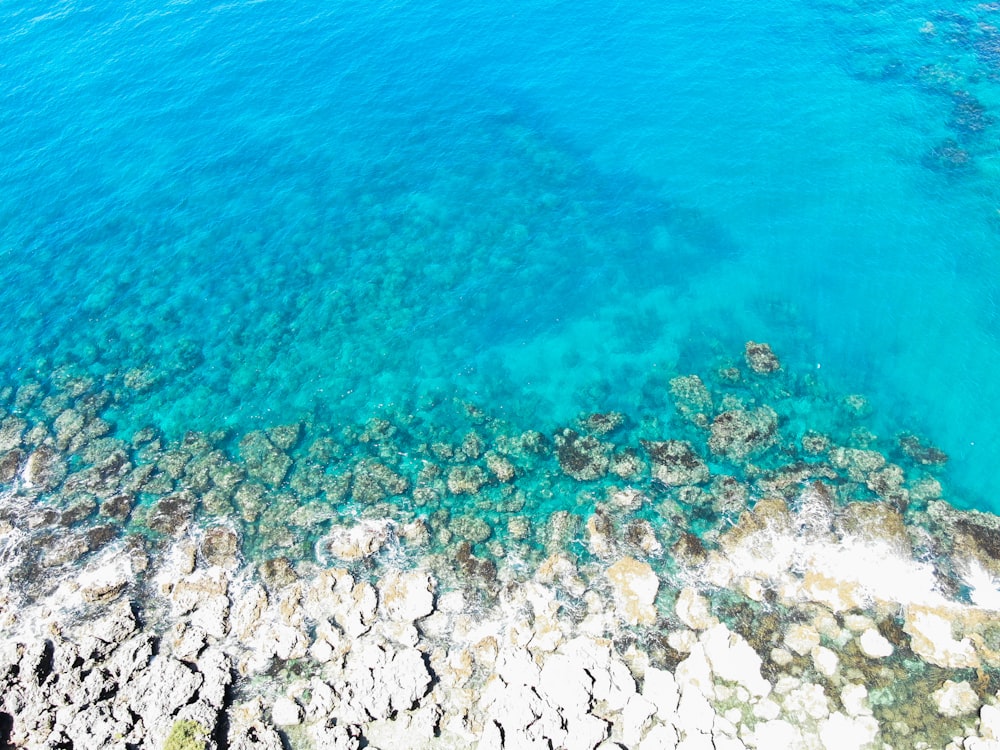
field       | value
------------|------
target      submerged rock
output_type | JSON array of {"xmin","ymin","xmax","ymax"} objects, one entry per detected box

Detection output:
[
  {"xmin": 708, "ymin": 407, "xmax": 778, "ymax": 462},
  {"xmin": 643, "ymin": 439, "xmax": 709, "ymax": 486},
  {"xmin": 744, "ymin": 341, "xmax": 781, "ymax": 374},
  {"xmin": 555, "ymin": 429, "xmax": 611, "ymax": 481}
]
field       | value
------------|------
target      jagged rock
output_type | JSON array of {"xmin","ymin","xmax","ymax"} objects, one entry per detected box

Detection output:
[
  {"xmin": 818, "ymin": 712, "xmax": 879, "ymax": 750},
  {"xmin": 78, "ymin": 599, "xmax": 139, "ymax": 652},
  {"xmin": 338, "ymin": 642, "xmax": 431, "ymax": 722},
  {"xmin": 125, "ymin": 655, "xmax": 204, "ymax": 746},
  {"xmin": 310, "ymin": 721, "xmax": 362, "ymax": 750},
  {"xmin": 675, "ymin": 588, "xmax": 718, "ymax": 631},
  {"xmin": 259, "ymin": 556, "xmax": 297, "ymax": 589},
  {"xmin": 228, "ymin": 698, "xmax": 285, "ymax": 750},
  {"xmin": 858, "ymin": 628, "xmax": 893, "ymax": 659},
  {"xmin": 981, "ymin": 704, "xmax": 1000, "ymax": 740},
  {"xmin": 79, "ymin": 560, "xmax": 130, "ymax": 604},
  {"xmin": 700, "ymin": 623, "xmax": 770, "ymax": 697},
  {"xmin": 904, "ymin": 605, "xmax": 980, "ymax": 669},
  {"xmin": 638, "ymin": 724, "xmax": 679, "ymax": 750},
  {"xmin": 642, "ymin": 667, "xmax": 679, "ymax": 722},
  {"xmin": 539, "ymin": 653, "xmax": 594, "ymax": 715}
]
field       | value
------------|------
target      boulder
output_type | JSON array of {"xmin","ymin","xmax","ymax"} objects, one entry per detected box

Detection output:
[
  {"xmin": 379, "ymin": 570, "xmax": 435, "ymax": 623},
  {"xmin": 932, "ymin": 680, "xmax": 980, "ymax": 717},
  {"xmin": 606, "ymin": 557, "xmax": 659, "ymax": 626},
  {"xmin": 700, "ymin": 623, "xmax": 770, "ymax": 697}
]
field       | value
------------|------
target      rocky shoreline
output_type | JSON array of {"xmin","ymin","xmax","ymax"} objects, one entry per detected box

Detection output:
[
  {"xmin": 4, "ymin": 489, "xmax": 1000, "ymax": 750},
  {"xmin": 3, "ymin": 342, "xmax": 1000, "ymax": 749}
]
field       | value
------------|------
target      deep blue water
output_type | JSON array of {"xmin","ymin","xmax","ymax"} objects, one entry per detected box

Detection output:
[{"xmin": 2, "ymin": 0, "xmax": 1000, "ymax": 509}]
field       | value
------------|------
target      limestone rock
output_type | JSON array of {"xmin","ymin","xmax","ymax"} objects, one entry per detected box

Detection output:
[
  {"xmin": 379, "ymin": 570, "xmax": 435, "ymax": 623},
  {"xmin": 675, "ymin": 588, "xmax": 718, "ymax": 631},
  {"xmin": 932, "ymin": 680, "xmax": 981, "ymax": 717},
  {"xmin": 700, "ymin": 623, "xmax": 770, "ymax": 697},
  {"xmin": 818, "ymin": 712, "xmax": 879, "ymax": 750},
  {"xmin": 228, "ymin": 698, "xmax": 285, "ymax": 750},
  {"xmin": 858, "ymin": 628, "xmax": 893, "ymax": 659},
  {"xmin": 340, "ymin": 642, "xmax": 431, "ymax": 721},
  {"xmin": 319, "ymin": 519, "xmax": 395, "ymax": 562},
  {"xmin": 606, "ymin": 557, "xmax": 659, "ymax": 626},
  {"xmin": 981, "ymin": 704, "xmax": 1000, "ymax": 740},
  {"xmin": 643, "ymin": 666, "xmax": 679, "ymax": 721},
  {"xmin": 539, "ymin": 653, "xmax": 594, "ymax": 714},
  {"xmin": 904, "ymin": 605, "xmax": 980, "ymax": 669},
  {"xmin": 784, "ymin": 624, "xmax": 820, "ymax": 656},
  {"xmin": 271, "ymin": 696, "xmax": 303, "ymax": 726}
]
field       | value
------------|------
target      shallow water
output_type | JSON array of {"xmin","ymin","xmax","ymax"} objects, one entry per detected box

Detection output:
[{"xmin": 1, "ymin": 0, "xmax": 999, "ymax": 517}]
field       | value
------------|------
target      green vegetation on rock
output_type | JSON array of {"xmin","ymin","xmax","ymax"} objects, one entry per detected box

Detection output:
[{"xmin": 163, "ymin": 720, "xmax": 209, "ymax": 750}]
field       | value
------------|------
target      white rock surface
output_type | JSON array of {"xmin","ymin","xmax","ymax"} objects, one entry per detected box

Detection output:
[
  {"xmin": 606, "ymin": 557, "xmax": 659, "ymax": 626},
  {"xmin": 379, "ymin": 570, "xmax": 435, "ymax": 623},
  {"xmin": 700, "ymin": 623, "xmax": 770, "ymax": 697},
  {"xmin": 858, "ymin": 628, "xmax": 893, "ymax": 658},
  {"xmin": 933, "ymin": 680, "xmax": 981, "ymax": 717},
  {"xmin": 982, "ymin": 703, "xmax": 1000, "ymax": 740},
  {"xmin": 819, "ymin": 712, "xmax": 879, "ymax": 750},
  {"xmin": 271, "ymin": 696, "xmax": 303, "ymax": 726},
  {"xmin": 676, "ymin": 588, "xmax": 718, "ymax": 631}
]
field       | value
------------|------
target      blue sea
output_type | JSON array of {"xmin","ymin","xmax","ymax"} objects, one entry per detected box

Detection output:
[{"xmin": 1, "ymin": 0, "xmax": 999, "ymax": 516}]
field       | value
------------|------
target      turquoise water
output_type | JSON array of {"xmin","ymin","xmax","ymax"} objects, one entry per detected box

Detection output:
[{"xmin": 2, "ymin": 0, "xmax": 1000, "ymax": 512}]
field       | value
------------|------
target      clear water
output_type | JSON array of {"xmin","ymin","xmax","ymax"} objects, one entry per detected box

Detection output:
[{"xmin": 2, "ymin": 0, "xmax": 999, "ymax": 513}]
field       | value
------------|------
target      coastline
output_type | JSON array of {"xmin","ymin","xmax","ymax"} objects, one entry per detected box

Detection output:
[{"xmin": 2, "ymin": 343, "xmax": 1000, "ymax": 749}]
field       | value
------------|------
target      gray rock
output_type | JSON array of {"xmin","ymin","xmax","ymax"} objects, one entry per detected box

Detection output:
[
  {"xmin": 127, "ymin": 655, "xmax": 204, "ymax": 743},
  {"xmin": 228, "ymin": 698, "xmax": 285, "ymax": 750},
  {"xmin": 78, "ymin": 599, "xmax": 139, "ymax": 659},
  {"xmin": 339, "ymin": 642, "xmax": 431, "ymax": 722},
  {"xmin": 310, "ymin": 721, "xmax": 362, "ymax": 750}
]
